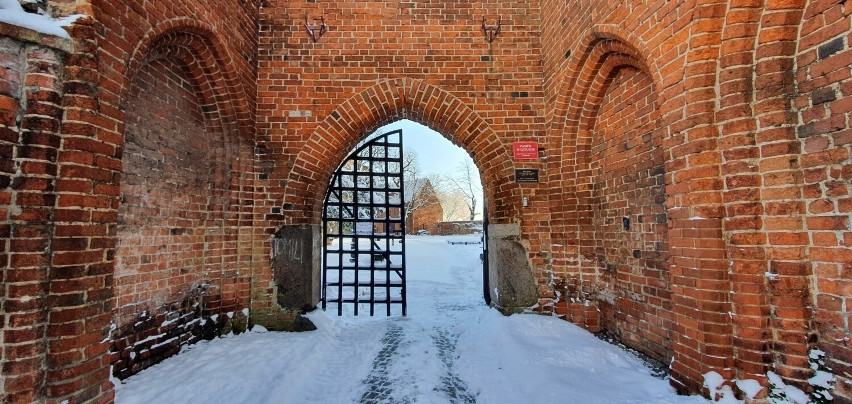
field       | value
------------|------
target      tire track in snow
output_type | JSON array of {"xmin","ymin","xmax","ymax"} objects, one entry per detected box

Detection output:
[
  {"xmin": 432, "ymin": 328, "xmax": 477, "ymax": 403},
  {"xmin": 359, "ymin": 324, "xmax": 415, "ymax": 404},
  {"xmin": 424, "ymin": 263, "xmax": 479, "ymax": 403},
  {"xmin": 346, "ymin": 240, "xmax": 485, "ymax": 403}
]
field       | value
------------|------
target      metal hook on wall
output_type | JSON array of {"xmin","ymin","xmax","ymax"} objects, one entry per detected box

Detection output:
[
  {"xmin": 305, "ymin": 15, "xmax": 327, "ymax": 42},
  {"xmin": 481, "ymin": 16, "xmax": 501, "ymax": 43}
]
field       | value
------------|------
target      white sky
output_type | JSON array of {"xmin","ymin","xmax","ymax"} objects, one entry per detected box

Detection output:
[
  {"xmin": 375, "ymin": 119, "xmax": 484, "ymax": 218},
  {"xmin": 376, "ymin": 119, "xmax": 475, "ymax": 178}
]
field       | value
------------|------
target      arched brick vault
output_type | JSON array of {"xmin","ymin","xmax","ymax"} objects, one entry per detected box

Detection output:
[
  {"xmin": 281, "ymin": 78, "xmax": 521, "ymax": 225},
  {"xmin": 540, "ymin": 1, "xmax": 833, "ymax": 396},
  {"xmin": 544, "ymin": 24, "xmax": 676, "ymax": 361},
  {"xmin": 26, "ymin": 3, "xmax": 259, "ymax": 399},
  {"xmin": 546, "ymin": 28, "xmax": 663, "ymax": 255},
  {"xmin": 109, "ymin": 22, "xmax": 256, "ymax": 379},
  {"xmin": 549, "ymin": 26, "xmax": 664, "ymax": 133},
  {"xmin": 120, "ymin": 18, "xmax": 254, "ymax": 141},
  {"xmin": 544, "ymin": 17, "xmax": 736, "ymax": 394}
]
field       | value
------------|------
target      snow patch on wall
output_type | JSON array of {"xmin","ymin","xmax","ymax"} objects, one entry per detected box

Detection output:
[
  {"xmin": 703, "ymin": 371, "xmax": 739, "ymax": 403},
  {"xmin": 734, "ymin": 378, "xmax": 763, "ymax": 399},
  {"xmin": 101, "ymin": 322, "xmax": 117, "ymax": 343},
  {"xmin": 597, "ymin": 288, "xmax": 617, "ymax": 305},
  {"xmin": 807, "ymin": 349, "xmax": 836, "ymax": 402},
  {"xmin": 0, "ymin": 0, "xmax": 83, "ymax": 38},
  {"xmin": 707, "ymin": 350, "xmax": 839, "ymax": 403},
  {"xmin": 767, "ymin": 371, "xmax": 808, "ymax": 404}
]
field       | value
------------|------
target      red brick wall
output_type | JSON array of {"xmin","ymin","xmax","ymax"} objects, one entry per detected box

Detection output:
[
  {"xmin": 796, "ymin": 1, "xmax": 851, "ymax": 399},
  {"xmin": 253, "ymin": 0, "xmax": 548, "ymax": 321},
  {"xmin": 587, "ymin": 67, "xmax": 671, "ymax": 363},
  {"xmin": 84, "ymin": 0, "xmax": 260, "ymax": 393},
  {"xmin": 539, "ymin": 0, "xmax": 850, "ymax": 400},
  {"xmin": 0, "ymin": 0, "xmax": 264, "ymax": 400},
  {"xmin": 117, "ymin": 58, "xmax": 216, "ymax": 324},
  {"xmin": 538, "ymin": 2, "xmax": 718, "ymax": 389},
  {"xmin": 255, "ymin": 0, "xmax": 545, "ymax": 220},
  {"xmin": 0, "ymin": 31, "xmax": 68, "ymax": 403},
  {"xmin": 409, "ymin": 204, "xmax": 443, "ymax": 235},
  {"xmin": 2, "ymin": 0, "xmax": 851, "ymax": 402},
  {"xmin": 407, "ymin": 186, "xmax": 443, "ymax": 235},
  {"xmin": 110, "ymin": 54, "xmax": 253, "ymax": 379}
]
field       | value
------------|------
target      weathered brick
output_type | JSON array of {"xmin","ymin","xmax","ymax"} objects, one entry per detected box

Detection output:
[
  {"xmin": 811, "ymin": 87, "xmax": 837, "ymax": 105},
  {"xmin": 817, "ymin": 36, "xmax": 845, "ymax": 59},
  {"xmin": 0, "ymin": 1, "xmax": 849, "ymax": 402}
]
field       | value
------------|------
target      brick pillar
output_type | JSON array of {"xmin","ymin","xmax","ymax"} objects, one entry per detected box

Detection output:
[
  {"xmin": 665, "ymin": 1, "xmax": 734, "ymax": 394},
  {"xmin": 715, "ymin": 1, "xmax": 773, "ymax": 390},
  {"xmin": 0, "ymin": 26, "xmax": 73, "ymax": 403},
  {"xmin": 794, "ymin": 1, "xmax": 851, "ymax": 399},
  {"xmin": 44, "ymin": 18, "xmax": 116, "ymax": 402}
]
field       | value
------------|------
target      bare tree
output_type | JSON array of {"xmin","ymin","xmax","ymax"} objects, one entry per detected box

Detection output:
[
  {"xmin": 447, "ymin": 159, "xmax": 482, "ymax": 220},
  {"xmin": 438, "ymin": 187, "xmax": 469, "ymax": 221},
  {"xmin": 402, "ymin": 150, "xmax": 420, "ymax": 186}
]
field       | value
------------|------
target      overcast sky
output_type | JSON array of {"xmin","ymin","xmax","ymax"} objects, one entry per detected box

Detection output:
[{"xmin": 374, "ymin": 119, "xmax": 484, "ymax": 218}]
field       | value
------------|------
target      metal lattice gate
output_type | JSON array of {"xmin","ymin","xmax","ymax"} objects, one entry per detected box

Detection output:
[{"xmin": 322, "ymin": 130, "xmax": 406, "ymax": 316}]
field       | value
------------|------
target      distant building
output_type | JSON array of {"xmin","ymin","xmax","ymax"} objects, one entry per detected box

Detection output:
[
  {"xmin": 404, "ymin": 179, "xmax": 443, "ymax": 235},
  {"xmin": 435, "ymin": 221, "xmax": 483, "ymax": 235}
]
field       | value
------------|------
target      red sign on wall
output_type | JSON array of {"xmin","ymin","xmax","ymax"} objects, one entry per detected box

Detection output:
[{"xmin": 513, "ymin": 141, "xmax": 539, "ymax": 160}]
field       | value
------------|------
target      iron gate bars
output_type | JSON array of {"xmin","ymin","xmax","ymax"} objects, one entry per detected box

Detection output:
[{"xmin": 322, "ymin": 129, "xmax": 406, "ymax": 316}]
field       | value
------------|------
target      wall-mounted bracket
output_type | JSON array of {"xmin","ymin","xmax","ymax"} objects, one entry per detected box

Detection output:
[
  {"xmin": 305, "ymin": 15, "xmax": 327, "ymax": 42},
  {"xmin": 481, "ymin": 16, "xmax": 501, "ymax": 43}
]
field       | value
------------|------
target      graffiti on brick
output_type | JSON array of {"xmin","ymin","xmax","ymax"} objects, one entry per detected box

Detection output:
[{"xmin": 272, "ymin": 236, "xmax": 305, "ymax": 263}]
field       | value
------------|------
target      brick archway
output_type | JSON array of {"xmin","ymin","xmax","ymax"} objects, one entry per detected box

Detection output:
[
  {"xmin": 545, "ymin": 25, "xmax": 734, "ymax": 395},
  {"xmin": 120, "ymin": 19, "xmax": 253, "ymax": 140},
  {"xmin": 547, "ymin": 28, "xmax": 665, "ymax": 266},
  {"xmin": 550, "ymin": 25, "xmax": 662, "ymax": 132},
  {"xmin": 110, "ymin": 24, "xmax": 256, "ymax": 381},
  {"xmin": 546, "ymin": 26, "xmax": 677, "ymax": 356},
  {"xmin": 282, "ymin": 78, "xmax": 521, "ymax": 225},
  {"xmin": 267, "ymin": 78, "xmax": 540, "ymax": 317}
]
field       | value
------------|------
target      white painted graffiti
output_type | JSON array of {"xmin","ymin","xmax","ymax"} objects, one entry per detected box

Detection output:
[{"xmin": 272, "ymin": 237, "xmax": 305, "ymax": 263}]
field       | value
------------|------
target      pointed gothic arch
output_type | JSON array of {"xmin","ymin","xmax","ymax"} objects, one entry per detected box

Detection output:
[{"xmin": 282, "ymin": 78, "xmax": 522, "ymax": 225}]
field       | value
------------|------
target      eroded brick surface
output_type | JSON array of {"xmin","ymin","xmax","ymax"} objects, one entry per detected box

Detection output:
[
  {"xmin": 588, "ymin": 68, "xmax": 671, "ymax": 363},
  {"xmin": 111, "ymin": 54, "xmax": 254, "ymax": 380},
  {"xmin": 796, "ymin": 1, "xmax": 852, "ymax": 399},
  {"xmin": 0, "ymin": 35, "xmax": 65, "ymax": 403},
  {"xmin": 0, "ymin": 0, "xmax": 850, "ymax": 402}
]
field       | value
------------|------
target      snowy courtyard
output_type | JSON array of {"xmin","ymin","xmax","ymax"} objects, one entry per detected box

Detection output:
[{"xmin": 114, "ymin": 235, "xmax": 705, "ymax": 403}]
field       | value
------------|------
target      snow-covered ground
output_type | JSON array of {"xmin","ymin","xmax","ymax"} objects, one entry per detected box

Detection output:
[{"xmin": 115, "ymin": 235, "xmax": 705, "ymax": 403}]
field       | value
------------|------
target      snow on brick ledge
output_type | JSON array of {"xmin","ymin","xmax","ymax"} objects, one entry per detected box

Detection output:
[{"xmin": 0, "ymin": 0, "xmax": 82, "ymax": 41}]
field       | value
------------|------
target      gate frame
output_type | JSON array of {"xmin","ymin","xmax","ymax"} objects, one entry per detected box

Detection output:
[{"xmin": 321, "ymin": 129, "xmax": 407, "ymax": 316}]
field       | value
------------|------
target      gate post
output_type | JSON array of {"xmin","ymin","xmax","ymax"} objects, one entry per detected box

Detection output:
[
  {"xmin": 486, "ymin": 223, "xmax": 538, "ymax": 313},
  {"xmin": 271, "ymin": 224, "xmax": 322, "ymax": 311}
]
